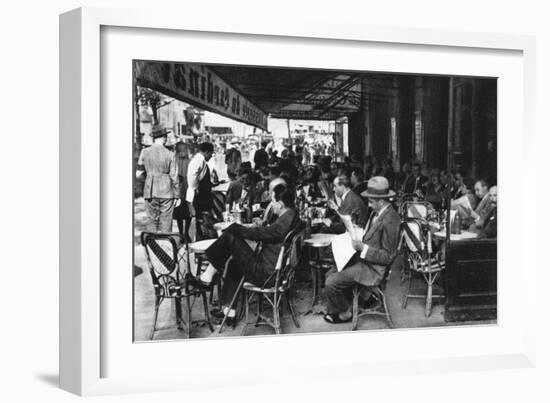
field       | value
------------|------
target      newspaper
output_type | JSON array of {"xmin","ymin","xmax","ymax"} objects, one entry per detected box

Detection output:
[
  {"xmin": 451, "ymin": 195, "xmax": 473, "ymax": 216},
  {"xmin": 331, "ymin": 213, "xmax": 365, "ymax": 272}
]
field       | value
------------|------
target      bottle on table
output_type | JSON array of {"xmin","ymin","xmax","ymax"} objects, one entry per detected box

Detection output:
[
  {"xmin": 451, "ymin": 211, "xmax": 462, "ymax": 235},
  {"xmin": 305, "ymin": 206, "xmax": 312, "ymax": 239}
]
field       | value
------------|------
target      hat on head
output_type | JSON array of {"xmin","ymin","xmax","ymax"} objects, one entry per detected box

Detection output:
[
  {"xmin": 361, "ymin": 176, "xmax": 396, "ymax": 199},
  {"xmin": 151, "ymin": 124, "xmax": 169, "ymax": 139}
]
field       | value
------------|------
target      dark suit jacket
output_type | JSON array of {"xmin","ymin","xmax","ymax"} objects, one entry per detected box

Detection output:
[
  {"xmin": 352, "ymin": 182, "xmax": 368, "ymax": 196},
  {"xmin": 226, "ymin": 180, "xmax": 259, "ymax": 207},
  {"xmin": 348, "ymin": 205, "xmax": 401, "ymax": 286},
  {"xmin": 253, "ymin": 148, "xmax": 269, "ymax": 168},
  {"xmin": 331, "ymin": 190, "xmax": 369, "ymax": 233},
  {"xmin": 228, "ymin": 208, "xmax": 300, "ymax": 273},
  {"xmin": 403, "ymin": 174, "xmax": 428, "ymax": 195},
  {"xmin": 479, "ymin": 208, "xmax": 497, "ymax": 239}
]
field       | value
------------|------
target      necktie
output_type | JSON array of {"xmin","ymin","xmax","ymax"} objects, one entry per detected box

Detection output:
[{"xmin": 365, "ymin": 211, "xmax": 377, "ymax": 231}]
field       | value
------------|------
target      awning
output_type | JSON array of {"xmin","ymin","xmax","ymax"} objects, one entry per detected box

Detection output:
[{"xmin": 135, "ymin": 61, "xmax": 269, "ymax": 131}]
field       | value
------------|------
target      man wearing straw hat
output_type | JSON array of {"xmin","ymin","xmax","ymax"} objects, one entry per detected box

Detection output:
[
  {"xmin": 138, "ymin": 124, "xmax": 180, "ymax": 233},
  {"xmin": 323, "ymin": 176, "xmax": 400, "ymax": 324}
]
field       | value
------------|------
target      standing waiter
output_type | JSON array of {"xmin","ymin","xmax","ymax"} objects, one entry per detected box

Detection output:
[
  {"xmin": 186, "ymin": 142, "xmax": 215, "ymax": 240},
  {"xmin": 137, "ymin": 124, "xmax": 180, "ymax": 232}
]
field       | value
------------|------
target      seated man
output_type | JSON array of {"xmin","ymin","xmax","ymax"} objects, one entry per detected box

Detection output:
[
  {"xmin": 468, "ymin": 180, "xmax": 495, "ymax": 231},
  {"xmin": 225, "ymin": 167, "xmax": 258, "ymax": 210},
  {"xmin": 324, "ymin": 174, "xmax": 369, "ymax": 233},
  {"xmin": 478, "ymin": 186, "xmax": 497, "ymax": 239},
  {"xmin": 259, "ymin": 177, "xmax": 287, "ymax": 226},
  {"xmin": 403, "ymin": 161, "xmax": 428, "ymax": 196},
  {"xmin": 324, "ymin": 177, "xmax": 400, "ymax": 324},
  {"xmin": 450, "ymin": 177, "xmax": 478, "ymax": 226},
  {"xmin": 197, "ymin": 184, "xmax": 300, "ymax": 323},
  {"xmin": 254, "ymin": 168, "xmax": 272, "ymax": 207},
  {"xmin": 318, "ymin": 164, "xmax": 334, "ymax": 200},
  {"xmin": 299, "ymin": 166, "xmax": 323, "ymax": 201}
]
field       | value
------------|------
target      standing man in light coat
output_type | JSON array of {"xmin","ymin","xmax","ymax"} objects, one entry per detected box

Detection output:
[
  {"xmin": 138, "ymin": 125, "xmax": 180, "ymax": 233},
  {"xmin": 186, "ymin": 142, "xmax": 215, "ymax": 240}
]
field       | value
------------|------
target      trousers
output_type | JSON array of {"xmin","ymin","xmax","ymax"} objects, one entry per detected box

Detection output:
[
  {"xmin": 324, "ymin": 264, "xmax": 373, "ymax": 314},
  {"xmin": 145, "ymin": 198, "xmax": 175, "ymax": 233},
  {"xmin": 205, "ymin": 231, "xmax": 272, "ymax": 305}
]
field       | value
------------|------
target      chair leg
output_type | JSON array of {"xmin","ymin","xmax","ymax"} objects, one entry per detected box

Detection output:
[
  {"xmin": 351, "ymin": 286, "xmax": 359, "ymax": 331},
  {"xmin": 402, "ymin": 272, "xmax": 412, "ymax": 309},
  {"xmin": 255, "ymin": 293, "xmax": 263, "ymax": 326},
  {"xmin": 241, "ymin": 290, "xmax": 250, "ymax": 336},
  {"xmin": 219, "ymin": 276, "xmax": 245, "ymax": 334},
  {"xmin": 237, "ymin": 291, "xmax": 246, "ymax": 320},
  {"xmin": 273, "ymin": 293, "xmax": 281, "ymax": 335},
  {"xmin": 285, "ymin": 290, "xmax": 300, "ymax": 328},
  {"xmin": 150, "ymin": 296, "xmax": 161, "ymax": 340},
  {"xmin": 197, "ymin": 256, "xmax": 204, "ymax": 276},
  {"xmin": 202, "ymin": 291, "xmax": 214, "ymax": 332},
  {"xmin": 380, "ymin": 289, "xmax": 393, "ymax": 328},
  {"xmin": 214, "ymin": 278, "xmax": 222, "ymax": 309},
  {"xmin": 185, "ymin": 294, "xmax": 192, "ymax": 339},
  {"xmin": 175, "ymin": 293, "xmax": 184, "ymax": 330},
  {"xmin": 309, "ymin": 247, "xmax": 318, "ymax": 311},
  {"xmin": 425, "ymin": 272, "xmax": 433, "ymax": 317}
]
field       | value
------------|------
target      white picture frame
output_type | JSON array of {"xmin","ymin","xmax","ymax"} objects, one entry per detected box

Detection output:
[{"xmin": 60, "ymin": 6, "xmax": 537, "ymax": 396}]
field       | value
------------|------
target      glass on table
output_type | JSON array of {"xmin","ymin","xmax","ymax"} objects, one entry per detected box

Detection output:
[{"xmin": 222, "ymin": 211, "xmax": 231, "ymax": 223}]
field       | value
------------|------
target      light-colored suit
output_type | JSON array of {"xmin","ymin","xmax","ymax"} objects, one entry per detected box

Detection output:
[
  {"xmin": 138, "ymin": 144, "xmax": 179, "ymax": 232},
  {"xmin": 139, "ymin": 144, "xmax": 179, "ymax": 199}
]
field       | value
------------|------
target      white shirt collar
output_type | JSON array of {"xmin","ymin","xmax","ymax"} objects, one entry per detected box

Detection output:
[
  {"xmin": 341, "ymin": 189, "xmax": 351, "ymax": 201},
  {"xmin": 374, "ymin": 204, "xmax": 390, "ymax": 218}
]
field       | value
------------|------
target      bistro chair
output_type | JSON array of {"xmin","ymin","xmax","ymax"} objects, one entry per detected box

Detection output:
[
  {"xmin": 400, "ymin": 200, "xmax": 433, "ymax": 220},
  {"xmin": 398, "ymin": 200, "xmax": 434, "ymax": 281},
  {"xmin": 218, "ymin": 222, "xmax": 305, "ymax": 335},
  {"xmin": 351, "ymin": 260, "xmax": 395, "ymax": 331},
  {"xmin": 212, "ymin": 190, "xmax": 226, "ymax": 221},
  {"xmin": 141, "ymin": 232, "xmax": 214, "ymax": 340},
  {"xmin": 399, "ymin": 217, "xmax": 445, "ymax": 317}
]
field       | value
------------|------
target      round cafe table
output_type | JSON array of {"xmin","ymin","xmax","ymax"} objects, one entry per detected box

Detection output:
[
  {"xmin": 304, "ymin": 233, "xmax": 336, "ymax": 247},
  {"xmin": 433, "ymin": 230, "xmax": 479, "ymax": 242},
  {"xmin": 304, "ymin": 233, "xmax": 336, "ymax": 312}
]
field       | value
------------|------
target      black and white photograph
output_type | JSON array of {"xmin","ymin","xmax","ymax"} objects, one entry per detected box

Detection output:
[
  {"xmin": 132, "ymin": 60, "xmax": 497, "ymax": 341},
  {"xmin": 5, "ymin": 0, "xmax": 550, "ymax": 400}
]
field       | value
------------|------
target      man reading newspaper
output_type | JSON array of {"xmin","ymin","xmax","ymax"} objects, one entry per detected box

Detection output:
[{"xmin": 324, "ymin": 177, "xmax": 400, "ymax": 324}]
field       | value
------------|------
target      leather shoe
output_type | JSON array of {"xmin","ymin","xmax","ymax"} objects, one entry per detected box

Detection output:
[
  {"xmin": 323, "ymin": 313, "xmax": 352, "ymax": 324},
  {"xmin": 210, "ymin": 308, "xmax": 225, "ymax": 320}
]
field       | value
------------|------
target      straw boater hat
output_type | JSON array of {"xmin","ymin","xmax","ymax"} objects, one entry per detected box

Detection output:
[
  {"xmin": 151, "ymin": 124, "xmax": 169, "ymax": 139},
  {"xmin": 361, "ymin": 176, "xmax": 396, "ymax": 199}
]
